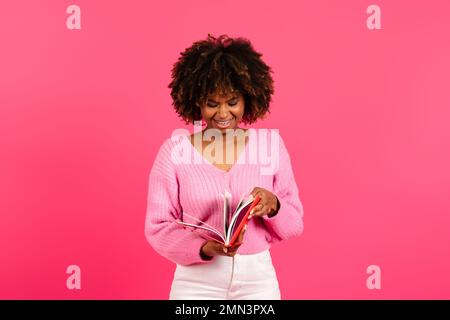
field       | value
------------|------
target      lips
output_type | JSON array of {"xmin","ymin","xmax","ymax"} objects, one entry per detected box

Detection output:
[{"xmin": 214, "ymin": 119, "xmax": 233, "ymax": 128}]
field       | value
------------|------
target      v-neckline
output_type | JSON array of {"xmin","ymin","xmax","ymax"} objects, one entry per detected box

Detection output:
[{"xmin": 185, "ymin": 132, "xmax": 250, "ymax": 175}]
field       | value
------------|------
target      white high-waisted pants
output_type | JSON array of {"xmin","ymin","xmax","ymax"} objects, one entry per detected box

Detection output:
[{"xmin": 169, "ymin": 249, "xmax": 281, "ymax": 300}]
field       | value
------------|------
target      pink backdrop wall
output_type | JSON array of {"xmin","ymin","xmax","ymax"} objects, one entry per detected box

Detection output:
[{"xmin": 1, "ymin": 0, "xmax": 449, "ymax": 299}]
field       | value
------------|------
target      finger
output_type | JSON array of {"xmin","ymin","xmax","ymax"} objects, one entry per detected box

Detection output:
[
  {"xmin": 227, "ymin": 227, "xmax": 247, "ymax": 253},
  {"xmin": 227, "ymin": 242, "xmax": 242, "ymax": 252},
  {"xmin": 250, "ymin": 204, "xmax": 268, "ymax": 218},
  {"xmin": 238, "ymin": 224, "xmax": 247, "ymax": 242},
  {"xmin": 253, "ymin": 190, "xmax": 264, "ymax": 201},
  {"xmin": 254, "ymin": 205, "xmax": 272, "ymax": 217},
  {"xmin": 248, "ymin": 203, "xmax": 264, "ymax": 219},
  {"xmin": 209, "ymin": 242, "xmax": 228, "ymax": 255},
  {"xmin": 224, "ymin": 248, "xmax": 239, "ymax": 258},
  {"xmin": 227, "ymin": 240, "xmax": 242, "ymax": 251},
  {"xmin": 249, "ymin": 187, "xmax": 260, "ymax": 197},
  {"xmin": 222, "ymin": 243, "xmax": 238, "ymax": 254},
  {"xmin": 230, "ymin": 241, "xmax": 243, "ymax": 247}
]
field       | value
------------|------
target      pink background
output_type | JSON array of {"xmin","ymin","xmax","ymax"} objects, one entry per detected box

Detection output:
[{"xmin": 1, "ymin": 0, "xmax": 449, "ymax": 299}]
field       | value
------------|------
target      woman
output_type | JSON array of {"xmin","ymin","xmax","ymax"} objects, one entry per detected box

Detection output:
[{"xmin": 145, "ymin": 34, "xmax": 304, "ymax": 300}]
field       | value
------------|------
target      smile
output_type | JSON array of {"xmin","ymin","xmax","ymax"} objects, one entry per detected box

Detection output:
[{"xmin": 214, "ymin": 119, "xmax": 233, "ymax": 128}]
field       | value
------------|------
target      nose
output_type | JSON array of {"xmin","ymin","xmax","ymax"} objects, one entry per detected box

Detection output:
[{"xmin": 217, "ymin": 105, "xmax": 229, "ymax": 119}]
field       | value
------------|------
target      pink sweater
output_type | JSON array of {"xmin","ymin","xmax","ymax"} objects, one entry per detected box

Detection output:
[{"xmin": 145, "ymin": 129, "xmax": 304, "ymax": 266}]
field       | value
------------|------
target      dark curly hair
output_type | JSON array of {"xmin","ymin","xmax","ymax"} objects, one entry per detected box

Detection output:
[{"xmin": 168, "ymin": 34, "xmax": 274, "ymax": 125}]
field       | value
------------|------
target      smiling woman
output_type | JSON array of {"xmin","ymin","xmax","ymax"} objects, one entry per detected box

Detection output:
[{"xmin": 145, "ymin": 34, "xmax": 304, "ymax": 300}]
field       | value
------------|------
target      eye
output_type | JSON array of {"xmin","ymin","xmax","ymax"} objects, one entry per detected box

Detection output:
[{"xmin": 206, "ymin": 98, "xmax": 238, "ymax": 107}]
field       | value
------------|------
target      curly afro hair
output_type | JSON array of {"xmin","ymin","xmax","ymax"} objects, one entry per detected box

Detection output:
[{"xmin": 168, "ymin": 34, "xmax": 274, "ymax": 125}]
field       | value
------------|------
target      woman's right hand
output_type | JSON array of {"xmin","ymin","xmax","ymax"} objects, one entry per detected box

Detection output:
[{"xmin": 200, "ymin": 225, "xmax": 247, "ymax": 259}]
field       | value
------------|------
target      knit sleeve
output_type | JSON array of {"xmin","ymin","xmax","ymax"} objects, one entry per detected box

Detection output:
[
  {"xmin": 144, "ymin": 138, "xmax": 212, "ymax": 266},
  {"xmin": 262, "ymin": 134, "xmax": 304, "ymax": 243}
]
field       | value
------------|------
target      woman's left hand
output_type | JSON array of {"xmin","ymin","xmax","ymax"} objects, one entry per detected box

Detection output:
[{"xmin": 248, "ymin": 187, "xmax": 280, "ymax": 219}]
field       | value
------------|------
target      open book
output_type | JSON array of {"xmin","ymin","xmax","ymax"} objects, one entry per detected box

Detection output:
[{"xmin": 176, "ymin": 191, "xmax": 261, "ymax": 247}]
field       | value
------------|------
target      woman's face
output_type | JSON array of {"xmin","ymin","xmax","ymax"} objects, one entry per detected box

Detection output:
[{"xmin": 199, "ymin": 91, "xmax": 245, "ymax": 132}]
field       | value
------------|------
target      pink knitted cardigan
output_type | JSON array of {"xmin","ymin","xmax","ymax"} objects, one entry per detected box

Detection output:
[{"xmin": 145, "ymin": 129, "xmax": 304, "ymax": 266}]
